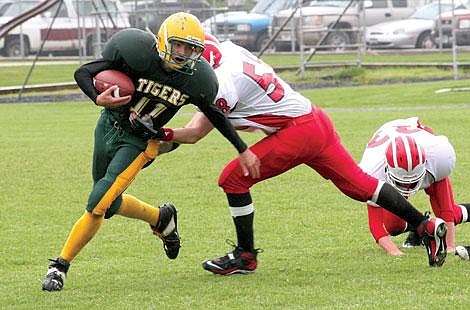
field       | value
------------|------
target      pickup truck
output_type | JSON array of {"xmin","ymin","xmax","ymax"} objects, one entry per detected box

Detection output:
[
  {"xmin": 271, "ymin": 0, "xmax": 424, "ymax": 51},
  {"xmin": 433, "ymin": 8, "xmax": 470, "ymax": 47},
  {"xmin": 0, "ymin": 0, "xmax": 129, "ymax": 57},
  {"xmin": 202, "ymin": 0, "xmax": 299, "ymax": 51}
]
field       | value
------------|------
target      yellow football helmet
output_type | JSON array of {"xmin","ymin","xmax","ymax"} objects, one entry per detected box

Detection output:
[{"xmin": 157, "ymin": 12, "xmax": 205, "ymax": 75}]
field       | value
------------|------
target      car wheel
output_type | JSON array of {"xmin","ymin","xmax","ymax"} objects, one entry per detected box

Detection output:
[
  {"xmin": 5, "ymin": 37, "xmax": 30, "ymax": 57},
  {"xmin": 273, "ymin": 41, "xmax": 297, "ymax": 52},
  {"xmin": 416, "ymin": 31, "xmax": 436, "ymax": 49},
  {"xmin": 324, "ymin": 30, "xmax": 349, "ymax": 51},
  {"xmin": 255, "ymin": 33, "xmax": 270, "ymax": 52}
]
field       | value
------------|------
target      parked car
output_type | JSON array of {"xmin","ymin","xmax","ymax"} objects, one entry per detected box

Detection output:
[
  {"xmin": 0, "ymin": 0, "xmax": 129, "ymax": 57},
  {"xmin": 202, "ymin": 0, "xmax": 299, "ymax": 51},
  {"xmin": 124, "ymin": 0, "xmax": 213, "ymax": 33},
  {"xmin": 433, "ymin": 8, "xmax": 470, "ymax": 47},
  {"xmin": 366, "ymin": 2, "xmax": 466, "ymax": 49},
  {"xmin": 271, "ymin": 0, "xmax": 425, "ymax": 51}
]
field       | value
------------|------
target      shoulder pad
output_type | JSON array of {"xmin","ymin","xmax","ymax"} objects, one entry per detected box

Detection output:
[{"xmin": 102, "ymin": 28, "xmax": 158, "ymax": 72}]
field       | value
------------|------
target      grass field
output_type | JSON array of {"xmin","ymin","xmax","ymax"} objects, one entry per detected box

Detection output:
[
  {"xmin": 1, "ymin": 79, "xmax": 470, "ymax": 309},
  {"xmin": 1, "ymin": 51, "xmax": 469, "ymax": 87}
]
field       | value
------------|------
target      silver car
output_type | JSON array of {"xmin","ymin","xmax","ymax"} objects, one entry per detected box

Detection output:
[{"xmin": 366, "ymin": 2, "xmax": 460, "ymax": 49}]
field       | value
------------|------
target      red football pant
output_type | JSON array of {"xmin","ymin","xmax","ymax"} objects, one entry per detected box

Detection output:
[{"xmin": 219, "ymin": 106, "xmax": 378, "ymax": 202}]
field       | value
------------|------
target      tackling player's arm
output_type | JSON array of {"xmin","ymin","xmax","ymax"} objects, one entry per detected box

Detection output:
[
  {"xmin": 172, "ymin": 112, "xmax": 214, "ymax": 144},
  {"xmin": 193, "ymin": 78, "xmax": 260, "ymax": 177},
  {"xmin": 190, "ymin": 103, "xmax": 260, "ymax": 178},
  {"xmin": 197, "ymin": 99, "xmax": 246, "ymax": 153}
]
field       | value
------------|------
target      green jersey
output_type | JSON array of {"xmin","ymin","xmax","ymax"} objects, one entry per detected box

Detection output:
[{"xmin": 75, "ymin": 28, "xmax": 247, "ymax": 153}]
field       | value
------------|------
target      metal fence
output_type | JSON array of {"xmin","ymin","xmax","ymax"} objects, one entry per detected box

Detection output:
[{"xmin": 1, "ymin": 0, "xmax": 469, "ymax": 81}]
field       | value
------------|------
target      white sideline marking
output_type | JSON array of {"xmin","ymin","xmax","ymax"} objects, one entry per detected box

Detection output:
[
  {"xmin": 325, "ymin": 104, "xmax": 470, "ymax": 113},
  {"xmin": 435, "ymin": 87, "xmax": 470, "ymax": 93}
]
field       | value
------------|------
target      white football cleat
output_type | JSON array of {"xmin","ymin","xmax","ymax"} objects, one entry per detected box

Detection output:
[{"xmin": 455, "ymin": 246, "xmax": 470, "ymax": 261}]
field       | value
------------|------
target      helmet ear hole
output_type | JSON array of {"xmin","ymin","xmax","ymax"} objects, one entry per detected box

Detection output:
[{"xmin": 385, "ymin": 135, "xmax": 426, "ymax": 197}]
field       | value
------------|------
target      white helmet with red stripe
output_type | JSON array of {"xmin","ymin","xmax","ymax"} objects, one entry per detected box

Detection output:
[
  {"xmin": 385, "ymin": 135, "xmax": 427, "ymax": 197},
  {"xmin": 201, "ymin": 34, "xmax": 223, "ymax": 68}
]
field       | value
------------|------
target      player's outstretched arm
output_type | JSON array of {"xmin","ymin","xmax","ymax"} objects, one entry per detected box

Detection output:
[
  {"xmin": 172, "ymin": 112, "xmax": 214, "ymax": 144},
  {"xmin": 173, "ymin": 112, "xmax": 260, "ymax": 178}
]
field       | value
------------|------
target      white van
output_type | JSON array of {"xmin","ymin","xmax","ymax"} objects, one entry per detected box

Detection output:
[
  {"xmin": 0, "ymin": 0, "xmax": 129, "ymax": 57},
  {"xmin": 271, "ymin": 0, "xmax": 429, "ymax": 51}
]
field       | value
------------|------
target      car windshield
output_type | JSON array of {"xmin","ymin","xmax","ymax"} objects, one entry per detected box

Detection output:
[
  {"xmin": 0, "ymin": 1, "xmax": 37, "ymax": 17},
  {"xmin": 0, "ymin": 3, "xmax": 8, "ymax": 17},
  {"xmin": 73, "ymin": 0, "xmax": 118, "ymax": 15},
  {"xmin": 307, "ymin": 0, "xmax": 349, "ymax": 8},
  {"xmin": 251, "ymin": 0, "xmax": 297, "ymax": 14},
  {"xmin": 410, "ymin": 3, "xmax": 455, "ymax": 19}
]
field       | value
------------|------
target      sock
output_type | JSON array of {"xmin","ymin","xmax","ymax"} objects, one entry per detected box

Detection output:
[
  {"xmin": 59, "ymin": 211, "xmax": 104, "ymax": 263},
  {"xmin": 227, "ymin": 193, "xmax": 255, "ymax": 252},
  {"xmin": 233, "ymin": 213, "xmax": 255, "ymax": 252},
  {"xmin": 375, "ymin": 183, "xmax": 426, "ymax": 228},
  {"xmin": 116, "ymin": 194, "xmax": 159, "ymax": 226}
]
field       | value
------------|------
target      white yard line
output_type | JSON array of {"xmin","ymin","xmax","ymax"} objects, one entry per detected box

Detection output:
[{"xmin": 325, "ymin": 104, "xmax": 470, "ymax": 113}]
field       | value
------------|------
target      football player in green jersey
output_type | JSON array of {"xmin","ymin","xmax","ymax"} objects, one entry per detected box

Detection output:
[{"xmin": 42, "ymin": 12, "xmax": 260, "ymax": 292}]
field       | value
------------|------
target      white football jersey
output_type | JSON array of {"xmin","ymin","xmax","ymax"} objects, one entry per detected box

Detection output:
[
  {"xmin": 214, "ymin": 41, "xmax": 312, "ymax": 134},
  {"xmin": 359, "ymin": 117, "xmax": 456, "ymax": 190}
]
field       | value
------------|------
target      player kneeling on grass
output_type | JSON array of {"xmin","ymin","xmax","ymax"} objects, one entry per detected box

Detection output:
[
  {"xmin": 167, "ymin": 35, "xmax": 448, "ymax": 275},
  {"xmin": 359, "ymin": 117, "xmax": 470, "ymax": 258},
  {"xmin": 42, "ymin": 12, "xmax": 259, "ymax": 292}
]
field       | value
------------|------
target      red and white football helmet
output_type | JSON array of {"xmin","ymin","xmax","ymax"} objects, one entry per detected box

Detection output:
[
  {"xmin": 201, "ymin": 34, "xmax": 223, "ymax": 68},
  {"xmin": 385, "ymin": 135, "xmax": 427, "ymax": 197}
]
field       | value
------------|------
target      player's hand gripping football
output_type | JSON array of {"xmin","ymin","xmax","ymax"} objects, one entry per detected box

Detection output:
[{"xmin": 96, "ymin": 85, "xmax": 131, "ymax": 108}]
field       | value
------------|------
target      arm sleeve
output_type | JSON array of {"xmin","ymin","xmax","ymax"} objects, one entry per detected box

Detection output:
[
  {"xmin": 74, "ymin": 59, "xmax": 113, "ymax": 104},
  {"xmin": 367, "ymin": 203, "xmax": 389, "ymax": 242},
  {"xmin": 424, "ymin": 177, "xmax": 455, "ymax": 223},
  {"xmin": 198, "ymin": 102, "xmax": 247, "ymax": 154}
]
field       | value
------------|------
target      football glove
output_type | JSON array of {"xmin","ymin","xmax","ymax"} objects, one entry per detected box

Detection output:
[{"xmin": 130, "ymin": 114, "xmax": 174, "ymax": 141}]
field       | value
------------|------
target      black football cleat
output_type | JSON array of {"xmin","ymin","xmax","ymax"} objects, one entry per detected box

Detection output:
[
  {"xmin": 151, "ymin": 203, "xmax": 180, "ymax": 259},
  {"xmin": 418, "ymin": 217, "xmax": 447, "ymax": 267},
  {"xmin": 402, "ymin": 230, "xmax": 423, "ymax": 248},
  {"xmin": 455, "ymin": 246, "xmax": 470, "ymax": 260},
  {"xmin": 42, "ymin": 257, "xmax": 70, "ymax": 292},
  {"xmin": 202, "ymin": 241, "xmax": 262, "ymax": 275}
]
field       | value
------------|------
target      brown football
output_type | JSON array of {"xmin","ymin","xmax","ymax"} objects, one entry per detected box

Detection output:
[{"xmin": 93, "ymin": 70, "xmax": 135, "ymax": 97}]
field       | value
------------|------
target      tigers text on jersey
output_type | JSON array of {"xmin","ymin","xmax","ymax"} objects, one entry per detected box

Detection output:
[
  {"xmin": 215, "ymin": 41, "xmax": 312, "ymax": 134},
  {"xmin": 359, "ymin": 117, "xmax": 456, "ymax": 190}
]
